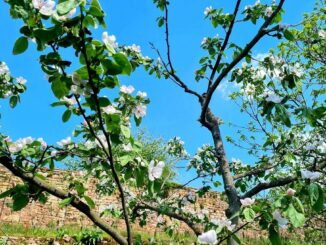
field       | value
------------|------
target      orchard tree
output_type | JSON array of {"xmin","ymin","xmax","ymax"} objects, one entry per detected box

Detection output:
[{"xmin": 0, "ymin": 0, "xmax": 325, "ymax": 245}]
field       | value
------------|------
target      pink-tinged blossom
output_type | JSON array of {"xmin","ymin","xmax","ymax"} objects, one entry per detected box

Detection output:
[
  {"xmin": 57, "ymin": 136, "xmax": 71, "ymax": 147},
  {"xmin": 148, "ymin": 160, "xmax": 165, "ymax": 181},
  {"xmin": 301, "ymin": 170, "xmax": 321, "ymax": 180},
  {"xmin": 102, "ymin": 32, "xmax": 118, "ymax": 48},
  {"xmin": 240, "ymin": 197, "xmax": 255, "ymax": 207},
  {"xmin": 286, "ymin": 188, "xmax": 296, "ymax": 197},
  {"xmin": 120, "ymin": 85, "xmax": 135, "ymax": 94},
  {"xmin": 198, "ymin": 230, "xmax": 217, "ymax": 244},
  {"xmin": 133, "ymin": 105, "xmax": 146, "ymax": 119},
  {"xmin": 272, "ymin": 210, "xmax": 288, "ymax": 228},
  {"xmin": 37, "ymin": 138, "xmax": 47, "ymax": 149},
  {"xmin": 32, "ymin": 0, "xmax": 55, "ymax": 16}
]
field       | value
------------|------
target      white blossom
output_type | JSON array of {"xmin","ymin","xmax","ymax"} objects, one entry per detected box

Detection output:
[
  {"xmin": 102, "ymin": 32, "xmax": 118, "ymax": 48},
  {"xmin": 318, "ymin": 29, "xmax": 325, "ymax": 38},
  {"xmin": 0, "ymin": 62, "xmax": 10, "ymax": 76},
  {"xmin": 148, "ymin": 160, "xmax": 165, "ymax": 181},
  {"xmin": 198, "ymin": 230, "xmax": 217, "ymax": 244},
  {"xmin": 133, "ymin": 105, "xmax": 147, "ymax": 119},
  {"xmin": 32, "ymin": 0, "xmax": 55, "ymax": 16},
  {"xmin": 292, "ymin": 63, "xmax": 303, "ymax": 77},
  {"xmin": 264, "ymin": 6, "xmax": 273, "ymax": 17},
  {"xmin": 71, "ymin": 85, "xmax": 82, "ymax": 95},
  {"xmin": 272, "ymin": 210, "xmax": 288, "ymax": 228},
  {"xmin": 51, "ymin": 150, "xmax": 58, "ymax": 157},
  {"xmin": 8, "ymin": 137, "xmax": 34, "ymax": 153},
  {"xmin": 60, "ymin": 96, "xmax": 77, "ymax": 105},
  {"xmin": 263, "ymin": 90, "xmax": 283, "ymax": 103},
  {"xmin": 201, "ymin": 37, "xmax": 208, "ymax": 46},
  {"xmin": 120, "ymin": 85, "xmax": 135, "ymax": 94},
  {"xmin": 123, "ymin": 143, "xmax": 133, "ymax": 152},
  {"xmin": 204, "ymin": 6, "xmax": 213, "ymax": 16},
  {"xmin": 57, "ymin": 136, "xmax": 71, "ymax": 147},
  {"xmin": 317, "ymin": 142, "xmax": 326, "ymax": 153},
  {"xmin": 137, "ymin": 91, "xmax": 147, "ymax": 98},
  {"xmin": 129, "ymin": 44, "xmax": 141, "ymax": 53},
  {"xmin": 213, "ymin": 218, "xmax": 235, "ymax": 231},
  {"xmin": 103, "ymin": 105, "xmax": 118, "ymax": 115},
  {"xmin": 301, "ymin": 170, "xmax": 321, "ymax": 180},
  {"xmin": 16, "ymin": 76, "xmax": 27, "ymax": 85},
  {"xmin": 240, "ymin": 197, "xmax": 255, "ymax": 207}
]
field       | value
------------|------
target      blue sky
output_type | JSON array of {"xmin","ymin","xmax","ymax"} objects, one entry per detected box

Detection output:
[{"xmin": 0, "ymin": 0, "xmax": 315, "ymax": 187}]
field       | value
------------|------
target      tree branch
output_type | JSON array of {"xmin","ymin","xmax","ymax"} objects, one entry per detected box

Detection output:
[
  {"xmin": 133, "ymin": 202, "xmax": 202, "ymax": 236},
  {"xmin": 241, "ymin": 176, "xmax": 297, "ymax": 198},
  {"xmin": 0, "ymin": 155, "xmax": 128, "ymax": 245},
  {"xmin": 208, "ymin": 0, "xmax": 242, "ymax": 89},
  {"xmin": 234, "ymin": 164, "xmax": 274, "ymax": 180},
  {"xmin": 201, "ymin": 0, "xmax": 285, "ymax": 124},
  {"xmin": 161, "ymin": 1, "xmax": 202, "ymax": 100},
  {"xmin": 79, "ymin": 9, "xmax": 132, "ymax": 244}
]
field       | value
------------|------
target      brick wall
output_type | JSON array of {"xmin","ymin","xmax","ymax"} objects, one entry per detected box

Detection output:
[{"xmin": 0, "ymin": 166, "xmax": 227, "ymax": 234}]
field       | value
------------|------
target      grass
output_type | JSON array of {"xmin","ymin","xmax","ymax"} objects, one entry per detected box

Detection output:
[{"xmin": 0, "ymin": 223, "xmax": 325, "ymax": 244}]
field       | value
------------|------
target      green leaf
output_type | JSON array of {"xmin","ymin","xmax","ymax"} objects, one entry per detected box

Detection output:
[
  {"xmin": 285, "ymin": 204, "xmax": 305, "ymax": 228},
  {"xmin": 243, "ymin": 208, "xmax": 255, "ymax": 222},
  {"xmin": 119, "ymin": 155, "xmax": 133, "ymax": 166},
  {"xmin": 283, "ymin": 29, "xmax": 295, "ymax": 41},
  {"xmin": 231, "ymin": 233, "xmax": 242, "ymax": 245},
  {"xmin": 34, "ymin": 27, "xmax": 60, "ymax": 43},
  {"xmin": 62, "ymin": 109, "xmax": 72, "ymax": 122},
  {"xmin": 89, "ymin": 0, "xmax": 104, "ymax": 17},
  {"xmin": 120, "ymin": 125, "xmax": 131, "ymax": 138},
  {"xmin": 56, "ymin": 0, "xmax": 79, "ymax": 15},
  {"xmin": 113, "ymin": 53, "xmax": 132, "ymax": 75},
  {"xmin": 9, "ymin": 96, "xmax": 18, "ymax": 108},
  {"xmin": 13, "ymin": 36, "xmax": 28, "ymax": 55},
  {"xmin": 275, "ymin": 104, "xmax": 291, "ymax": 127},
  {"xmin": 12, "ymin": 194, "xmax": 29, "ymax": 211},
  {"xmin": 0, "ymin": 188, "xmax": 14, "ymax": 199},
  {"xmin": 157, "ymin": 17, "xmax": 165, "ymax": 27},
  {"xmin": 51, "ymin": 77, "xmax": 69, "ymax": 99},
  {"xmin": 308, "ymin": 183, "xmax": 324, "ymax": 212},
  {"xmin": 84, "ymin": 195, "xmax": 95, "ymax": 209},
  {"xmin": 268, "ymin": 224, "xmax": 281, "ymax": 245},
  {"xmin": 293, "ymin": 197, "xmax": 304, "ymax": 214},
  {"xmin": 59, "ymin": 197, "xmax": 72, "ymax": 208}
]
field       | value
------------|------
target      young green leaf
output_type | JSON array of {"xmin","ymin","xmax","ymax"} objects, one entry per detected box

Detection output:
[{"xmin": 13, "ymin": 37, "xmax": 28, "ymax": 55}]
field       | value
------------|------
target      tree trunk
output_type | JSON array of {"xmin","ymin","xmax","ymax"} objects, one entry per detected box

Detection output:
[{"xmin": 203, "ymin": 108, "xmax": 241, "ymax": 245}]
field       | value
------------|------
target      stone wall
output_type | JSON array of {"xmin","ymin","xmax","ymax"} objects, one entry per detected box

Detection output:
[{"xmin": 0, "ymin": 166, "xmax": 227, "ymax": 234}]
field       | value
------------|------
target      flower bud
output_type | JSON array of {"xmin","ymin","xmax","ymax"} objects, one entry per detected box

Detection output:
[{"xmin": 286, "ymin": 188, "xmax": 296, "ymax": 197}]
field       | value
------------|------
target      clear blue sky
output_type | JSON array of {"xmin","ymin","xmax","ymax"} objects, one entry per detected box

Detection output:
[{"xmin": 0, "ymin": 0, "xmax": 315, "ymax": 187}]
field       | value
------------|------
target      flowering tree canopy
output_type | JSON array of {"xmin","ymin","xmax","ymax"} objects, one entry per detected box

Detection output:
[{"xmin": 0, "ymin": 0, "xmax": 325, "ymax": 245}]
